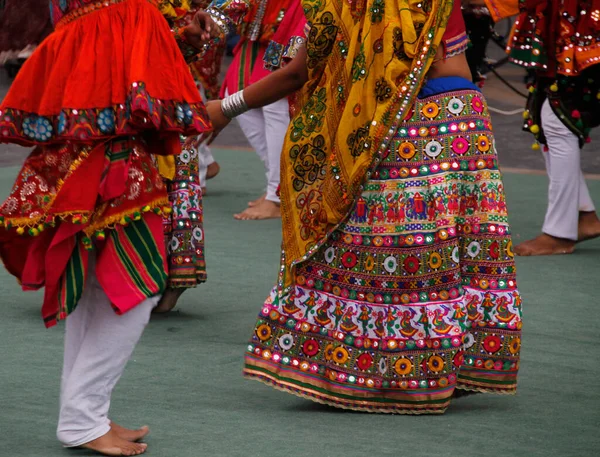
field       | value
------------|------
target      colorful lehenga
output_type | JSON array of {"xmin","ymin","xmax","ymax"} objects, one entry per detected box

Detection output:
[
  {"xmin": 158, "ymin": 0, "xmax": 247, "ymax": 289},
  {"xmin": 243, "ymin": 0, "xmax": 522, "ymax": 414},
  {"xmin": 0, "ymin": 0, "xmax": 211, "ymax": 327}
]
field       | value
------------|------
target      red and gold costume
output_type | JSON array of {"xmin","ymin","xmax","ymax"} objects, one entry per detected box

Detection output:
[
  {"xmin": 0, "ymin": 0, "xmax": 211, "ymax": 327},
  {"xmin": 488, "ymin": 0, "xmax": 600, "ymax": 145},
  {"xmin": 219, "ymin": 0, "xmax": 296, "ymax": 95}
]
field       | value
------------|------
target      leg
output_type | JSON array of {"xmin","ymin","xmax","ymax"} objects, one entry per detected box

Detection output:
[
  {"xmin": 577, "ymin": 170, "xmax": 600, "ymax": 241},
  {"xmin": 235, "ymin": 99, "xmax": 289, "ymax": 220},
  {"xmin": 236, "ymin": 105, "xmax": 269, "ymax": 208},
  {"xmin": 515, "ymin": 100, "xmax": 580, "ymax": 255},
  {"xmin": 57, "ymin": 265, "xmax": 157, "ymax": 455},
  {"xmin": 201, "ymin": 144, "xmax": 220, "ymax": 180}
]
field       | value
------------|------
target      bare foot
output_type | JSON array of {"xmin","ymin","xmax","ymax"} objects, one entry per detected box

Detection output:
[
  {"xmin": 153, "ymin": 287, "xmax": 185, "ymax": 314},
  {"xmin": 578, "ymin": 211, "xmax": 600, "ymax": 243},
  {"xmin": 234, "ymin": 199, "xmax": 281, "ymax": 220},
  {"xmin": 248, "ymin": 193, "xmax": 266, "ymax": 207},
  {"xmin": 110, "ymin": 422, "xmax": 149, "ymax": 442},
  {"xmin": 514, "ymin": 233, "xmax": 575, "ymax": 256},
  {"xmin": 207, "ymin": 161, "xmax": 220, "ymax": 180},
  {"xmin": 81, "ymin": 429, "xmax": 147, "ymax": 456}
]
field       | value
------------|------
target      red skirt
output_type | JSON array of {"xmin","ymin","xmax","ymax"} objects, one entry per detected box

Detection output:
[
  {"xmin": 0, "ymin": 0, "xmax": 211, "ymax": 326},
  {"xmin": 0, "ymin": 0, "xmax": 210, "ymax": 147}
]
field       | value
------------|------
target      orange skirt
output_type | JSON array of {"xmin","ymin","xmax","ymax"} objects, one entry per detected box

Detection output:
[{"xmin": 0, "ymin": 0, "xmax": 210, "ymax": 147}]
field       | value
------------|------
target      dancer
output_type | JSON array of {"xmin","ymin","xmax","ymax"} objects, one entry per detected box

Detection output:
[
  {"xmin": 189, "ymin": 0, "xmax": 224, "ymax": 193},
  {"xmin": 206, "ymin": 0, "xmax": 522, "ymax": 413},
  {"xmin": 497, "ymin": 0, "xmax": 600, "ymax": 255},
  {"xmin": 0, "ymin": 0, "xmax": 215, "ymax": 454},
  {"xmin": 220, "ymin": 0, "xmax": 295, "ymax": 220}
]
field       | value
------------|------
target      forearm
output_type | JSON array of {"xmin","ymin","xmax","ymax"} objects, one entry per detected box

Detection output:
[{"xmin": 242, "ymin": 45, "xmax": 308, "ymax": 110}]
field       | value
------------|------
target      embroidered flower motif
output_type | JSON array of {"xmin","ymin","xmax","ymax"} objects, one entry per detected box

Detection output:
[
  {"xmin": 424, "ymin": 140, "xmax": 443, "ymax": 158},
  {"xmin": 278, "ymin": 333, "xmax": 295, "ymax": 351},
  {"xmin": 192, "ymin": 226, "xmax": 203, "ymax": 242},
  {"xmin": 447, "ymin": 97, "xmax": 465, "ymax": 115},
  {"xmin": 477, "ymin": 134, "xmax": 491, "ymax": 152},
  {"xmin": 23, "ymin": 115, "xmax": 53, "ymax": 141},
  {"xmin": 383, "ymin": 255, "xmax": 398, "ymax": 273},
  {"xmin": 483, "ymin": 335, "xmax": 503, "ymax": 353},
  {"xmin": 467, "ymin": 241, "xmax": 481, "ymax": 258},
  {"xmin": 356, "ymin": 353, "xmax": 374, "ymax": 371},
  {"xmin": 471, "ymin": 96, "xmax": 484, "ymax": 113},
  {"xmin": 302, "ymin": 339, "xmax": 320, "ymax": 357},
  {"xmin": 256, "ymin": 324, "xmax": 272, "ymax": 342},
  {"xmin": 332, "ymin": 346, "xmax": 350, "ymax": 364},
  {"xmin": 421, "ymin": 102, "xmax": 440, "ymax": 119},
  {"xmin": 179, "ymin": 148, "xmax": 191, "ymax": 164},
  {"xmin": 324, "ymin": 247, "xmax": 336, "ymax": 264},
  {"xmin": 378, "ymin": 357, "xmax": 388, "ymax": 375},
  {"xmin": 451, "ymin": 137, "xmax": 470, "ymax": 155},
  {"xmin": 3, "ymin": 197, "xmax": 18, "ymax": 213},
  {"xmin": 394, "ymin": 357, "xmax": 413, "ymax": 376},
  {"xmin": 97, "ymin": 109, "xmax": 115, "ymax": 134},
  {"xmin": 427, "ymin": 252, "xmax": 443, "ymax": 270},
  {"xmin": 427, "ymin": 355, "xmax": 445, "ymax": 373},
  {"xmin": 508, "ymin": 337, "xmax": 521, "ymax": 355},
  {"xmin": 169, "ymin": 236, "xmax": 180, "ymax": 252},
  {"xmin": 398, "ymin": 141, "xmax": 416, "ymax": 160},
  {"xmin": 463, "ymin": 333, "xmax": 476, "ymax": 349},
  {"xmin": 403, "ymin": 255, "xmax": 420, "ymax": 274},
  {"xmin": 341, "ymin": 251, "xmax": 358, "ymax": 268}
]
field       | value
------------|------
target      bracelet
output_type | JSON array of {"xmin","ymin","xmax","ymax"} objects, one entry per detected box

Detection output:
[
  {"xmin": 221, "ymin": 91, "xmax": 249, "ymax": 119},
  {"xmin": 206, "ymin": 7, "xmax": 235, "ymax": 37}
]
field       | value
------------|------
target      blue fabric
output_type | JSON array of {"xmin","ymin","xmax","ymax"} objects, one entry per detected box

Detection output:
[{"xmin": 418, "ymin": 76, "xmax": 481, "ymax": 98}]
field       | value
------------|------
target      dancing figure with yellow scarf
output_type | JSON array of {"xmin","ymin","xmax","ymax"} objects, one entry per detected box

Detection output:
[{"xmin": 206, "ymin": 0, "xmax": 522, "ymax": 414}]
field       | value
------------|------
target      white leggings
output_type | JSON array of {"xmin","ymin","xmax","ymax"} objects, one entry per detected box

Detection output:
[
  {"xmin": 541, "ymin": 100, "xmax": 596, "ymax": 240},
  {"xmin": 57, "ymin": 260, "xmax": 158, "ymax": 447},
  {"xmin": 235, "ymin": 97, "xmax": 290, "ymax": 203}
]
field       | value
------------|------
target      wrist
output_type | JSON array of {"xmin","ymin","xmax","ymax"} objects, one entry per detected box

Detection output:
[{"xmin": 220, "ymin": 91, "xmax": 249, "ymax": 119}]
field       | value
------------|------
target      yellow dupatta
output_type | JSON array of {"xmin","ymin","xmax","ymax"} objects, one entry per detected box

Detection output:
[{"xmin": 279, "ymin": 0, "xmax": 453, "ymax": 291}]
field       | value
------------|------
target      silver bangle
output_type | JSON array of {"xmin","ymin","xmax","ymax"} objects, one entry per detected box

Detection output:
[{"xmin": 221, "ymin": 91, "xmax": 249, "ymax": 119}]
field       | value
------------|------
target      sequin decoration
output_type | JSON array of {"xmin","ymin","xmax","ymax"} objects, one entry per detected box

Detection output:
[
  {"xmin": 162, "ymin": 142, "xmax": 206, "ymax": 288},
  {"xmin": 243, "ymin": 89, "xmax": 522, "ymax": 414}
]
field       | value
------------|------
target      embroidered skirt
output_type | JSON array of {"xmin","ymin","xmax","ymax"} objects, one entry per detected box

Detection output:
[
  {"xmin": 0, "ymin": 139, "xmax": 169, "ymax": 327},
  {"xmin": 163, "ymin": 143, "xmax": 206, "ymax": 288},
  {"xmin": 243, "ymin": 80, "xmax": 522, "ymax": 414}
]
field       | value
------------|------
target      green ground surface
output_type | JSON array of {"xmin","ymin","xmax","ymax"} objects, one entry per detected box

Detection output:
[{"xmin": 0, "ymin": 149, "xmax": 599, "ymax": 457}]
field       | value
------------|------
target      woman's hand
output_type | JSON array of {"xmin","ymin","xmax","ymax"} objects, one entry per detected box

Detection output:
[
  {"xmin": 183, "ymin": 11, "xmax": 221, "ymax": 50},
  {"xmin": 201, "ymin": 100, "xmax": 231, "ymax": 145}
]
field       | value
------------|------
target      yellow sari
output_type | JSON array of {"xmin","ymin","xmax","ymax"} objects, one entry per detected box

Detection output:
[{"xmin": 279, "ymin": 0, "xmax": 453, "ymax": 290}]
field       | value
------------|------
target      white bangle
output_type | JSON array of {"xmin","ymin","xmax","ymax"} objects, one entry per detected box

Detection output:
[{"xmin": 221, "ymin": 91, "xmax": 249, "ymax": 119}]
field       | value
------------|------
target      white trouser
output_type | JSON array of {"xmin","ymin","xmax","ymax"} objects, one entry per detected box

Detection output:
[
  {"xmin": 540, "ymin": 100, "xmax": 596, "ymax": 240},
  {"xmin": 195, "ymin": 84, "xmax": 215, "ymax": 188},
  {"xmin": 198, "ymin": 143, "xmax": 215, "ymax": 188},
  {"xmin": 235, "ymin": 96, "xmax": 290, "ymax": 203},
  {"xmin": 57, "ymin": 260, "xmax": 158, "ymax": 447}
]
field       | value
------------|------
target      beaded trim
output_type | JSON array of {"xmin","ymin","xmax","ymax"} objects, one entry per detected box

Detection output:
[
  {"xmin": 55, "ymin": 0, "xmax": 157, "ymax": 29},
  {"xmin": 206, "ymin": 6, "xmax": 236, "ymax": 37}
]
